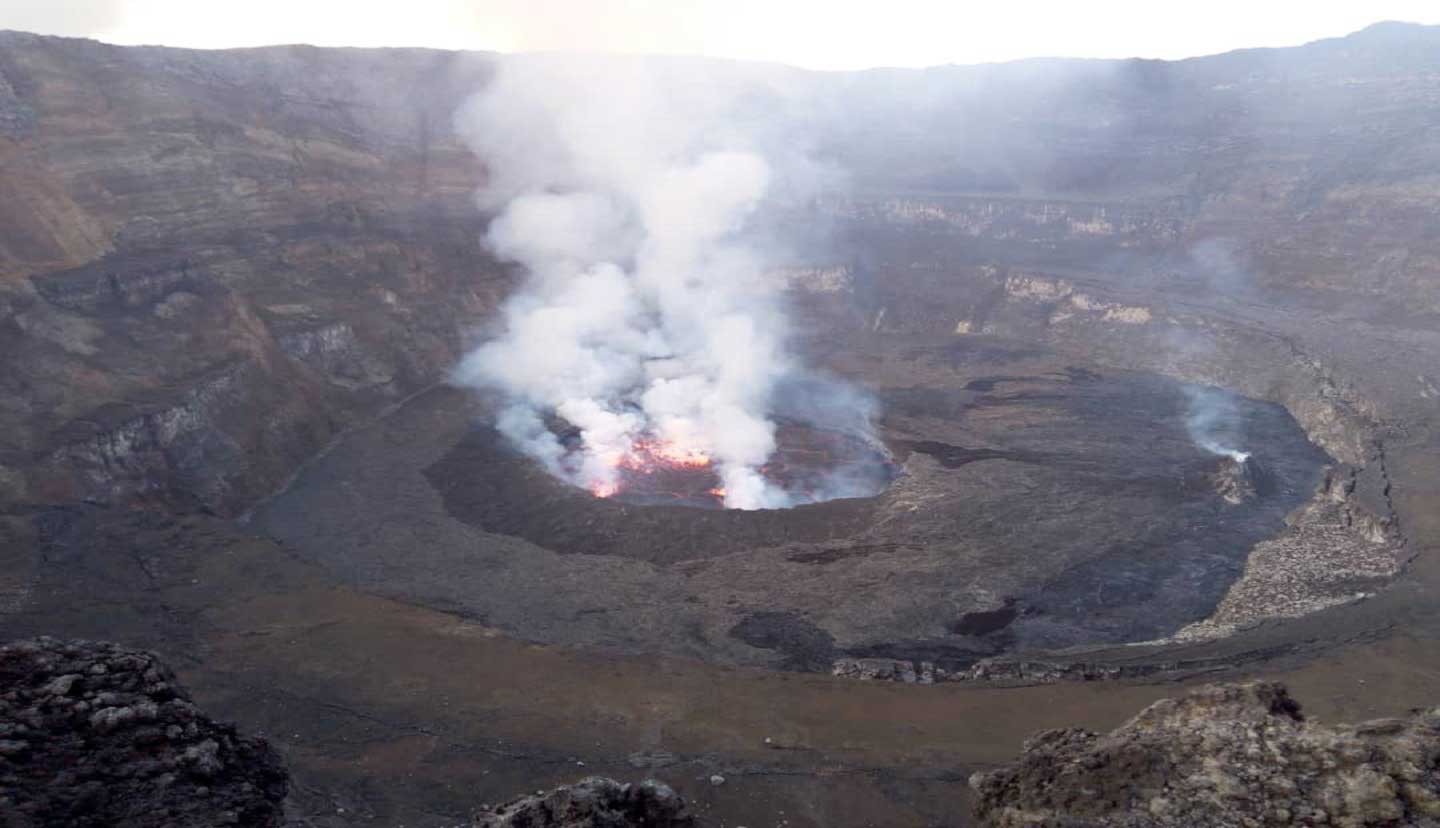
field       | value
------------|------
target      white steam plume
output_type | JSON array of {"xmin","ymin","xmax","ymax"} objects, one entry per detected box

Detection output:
[
  {"xmin": 451, "ymin": 55, "xmax": 801, "ymax": 509},
  {"xmin": 1183, "ymin": 385, "xmax": 1250, "ymax": 463}
]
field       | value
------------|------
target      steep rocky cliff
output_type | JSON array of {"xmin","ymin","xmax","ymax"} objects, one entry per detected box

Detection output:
[
  {"xmin": 824, "ymin": 21, "xmax": 1440, "ymax": 319},
  {"xmin": 0, "ymin": 33, "xmax": 505, "ymax": 516}
]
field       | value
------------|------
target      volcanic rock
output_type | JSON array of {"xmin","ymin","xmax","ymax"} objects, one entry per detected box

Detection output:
[
  {"xmin": 1209, "ymin": 455, "xmax": 1277, "ymax": 505},
  {"xmin": 971, "ymin": 681, "xmax": 1440, "ymax": 827},
  {"xmin": 1211, "ymin": 457, "xmax": 1257, "ymax": 504},
  {"xmin": 831, "ymin": 657, "xmax": 937, "ymax": 683},
  {"xmin": 0, "ymin": 637, "xmax": 288, "ymax": 827},
  {"xmin": 471, "ymin": 777, "xmax": 695, "ymax": 828}
]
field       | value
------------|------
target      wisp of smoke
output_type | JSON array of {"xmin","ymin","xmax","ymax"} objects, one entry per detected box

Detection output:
[
  {"xmin": 1183, "ymin": 385, "xmax": 1250, "ymax": 463},
  {"xmin": 450, "ymin": 55, "xmax": 839, "ymax": 509}
]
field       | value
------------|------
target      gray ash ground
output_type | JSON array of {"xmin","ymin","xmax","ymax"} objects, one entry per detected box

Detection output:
[{"xmin": 251, "ymin": 335, "xmax": 1331, "ymax": 671}]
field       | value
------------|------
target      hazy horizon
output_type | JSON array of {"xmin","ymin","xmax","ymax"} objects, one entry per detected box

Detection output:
[{"xmin": 3, "ymin": 1, "xmax": 1440, "ymax": 71}]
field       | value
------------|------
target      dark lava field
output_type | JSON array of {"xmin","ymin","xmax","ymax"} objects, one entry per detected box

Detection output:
[
  {"xmin": 3, "ymin": 22, "xmax": 1440, "ymax": 828},
  {"xmin": 250, "ymin": 338, "xmax": 1329, "ymax": 671}
]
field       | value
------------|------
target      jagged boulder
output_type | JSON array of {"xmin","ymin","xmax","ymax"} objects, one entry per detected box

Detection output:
[
  {"xmin": 0, "ymin": 637, "xmax": 288, "ymax": 827},
  {"xmin": 972, "ymin": 681, "xmax": 1440, "ymax": 827},
  {"xmin": 472, "ymin": 777, "xmax": 695, "ymax": 827}
]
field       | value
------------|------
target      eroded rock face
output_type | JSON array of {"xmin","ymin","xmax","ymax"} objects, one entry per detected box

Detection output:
[
  {"xmin": 971, "ymin": 682, "xmax": 1440, "ymax": 827},
  {"xmin": 0, "ymin": 33, "xmax": 503, "ymax": 516},
  {"xmin": 0, "ymin": 637, "xmax": 288, "ymax": 827},
  {"xmin": 472, "ymin": 777, "xmax": 695, "ymax": 828}
]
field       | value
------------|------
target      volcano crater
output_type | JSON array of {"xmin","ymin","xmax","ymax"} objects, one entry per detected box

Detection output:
[{"xmin": 252, "ymin": 335, "xmax": 1334, "ymax": 672}]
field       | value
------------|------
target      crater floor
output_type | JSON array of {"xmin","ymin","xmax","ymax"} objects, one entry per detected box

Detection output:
[{"xmin": 249, "ymin": 334, "xmax": 1329, "ymax": 671}]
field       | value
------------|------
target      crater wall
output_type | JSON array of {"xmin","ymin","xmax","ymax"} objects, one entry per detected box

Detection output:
[{"xmin": 0, "ymin": 29, "xmax": 1437, "ymax": 657}]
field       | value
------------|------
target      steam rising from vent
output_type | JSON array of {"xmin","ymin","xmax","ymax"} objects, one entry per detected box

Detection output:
[
  {"xmin": 1184, "ymin": 385, "xmax": 1250, "ymax": 463},
  {"xmin": 451, "ymin": 56, "xmax": 874, "ymax": 509}
]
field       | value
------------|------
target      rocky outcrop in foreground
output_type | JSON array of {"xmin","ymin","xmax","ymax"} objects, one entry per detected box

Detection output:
[
  {"xmin": 972, "ymin": 682, "xmax": 1440, "ymax": 827},
  {"xmin": 472, "ymin": 777, "xmax": 695, "ymax": 827},
  {"xmin": 0, "ymin": 637, "xmax": 288, "ymax": 827}
]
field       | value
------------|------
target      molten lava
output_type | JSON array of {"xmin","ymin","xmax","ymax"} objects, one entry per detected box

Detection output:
[
  {"xmin": 588, "ymin": 437, "xmax": 723, "ymax": 504},
  {"xmin": 589, "ymin": 480, "xmax": 621, "ymax": 499},
  {"xmin": 576, "ymin": 423, "xmax": 896, "ymax": 509},
  {"xmin": 613, "ymin": 439, "xmax": 714, "ymax": 472}
]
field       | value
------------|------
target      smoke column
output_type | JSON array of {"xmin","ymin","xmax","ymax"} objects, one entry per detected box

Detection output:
[
  {"xmin": 1183, "ymin": 385, "xmax": 1250, "ymax": 462},
  {"xmin": 451, "ymin": 55, "xmax": 805, "ymax": 509}
]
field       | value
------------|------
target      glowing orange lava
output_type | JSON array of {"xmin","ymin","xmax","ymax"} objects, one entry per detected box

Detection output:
[
  {"xmin": 573, "ymin": 421, "xmax": 894, "ymax": 508},
  {"xmin": 615, "ymin": 438, "xmax": 713, "ymax": 473},
  {"xmin": 585, "ymin": 437, "xmax": 717, "ymax": 501}
]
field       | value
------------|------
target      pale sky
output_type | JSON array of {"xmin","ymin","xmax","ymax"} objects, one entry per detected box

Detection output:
[{"xmin": 4, "ymin": 0, "xmax": 1439, "ymax": 71}]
